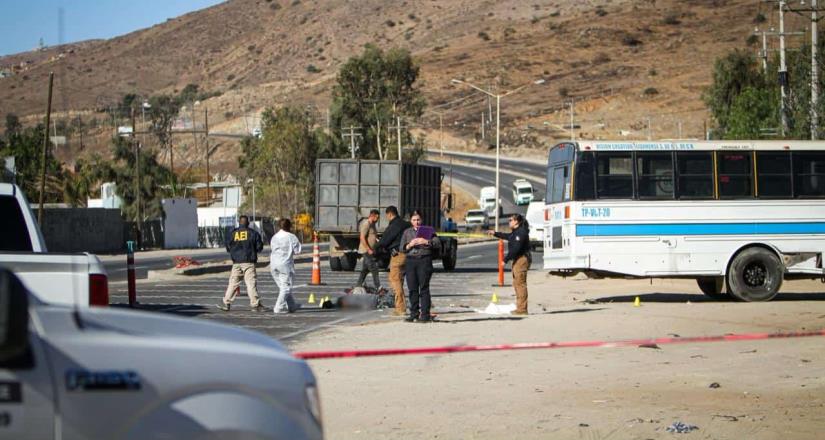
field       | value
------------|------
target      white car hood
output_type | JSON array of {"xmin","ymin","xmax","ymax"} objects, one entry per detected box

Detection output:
[{"xmin": 36, "ymin": 303, "xmax": 294, "ymax": 361}]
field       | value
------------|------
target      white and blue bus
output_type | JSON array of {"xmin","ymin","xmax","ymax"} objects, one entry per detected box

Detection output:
[{"xmin": 543, "ymin": 140, "xmax": 825, "ymax": 301}]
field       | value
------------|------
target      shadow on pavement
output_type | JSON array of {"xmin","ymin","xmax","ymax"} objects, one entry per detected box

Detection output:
[
  {"xmin": 589, "ymin": 291, "xmax": 825, "ymax": 303},
  {"xmin": 439, "ymin": 316, "xmax": 525, "ymax": 323},
  {"xmin": 112, "ymin": 303, "xmax": 210, "ymax": 317},
  {"xmin": 537, "ymin": 307, "xmax": 607, "ymax": 315},
  {"xmin": 440, "ymin": 267, "xmax": 501, "ymax": 273}
]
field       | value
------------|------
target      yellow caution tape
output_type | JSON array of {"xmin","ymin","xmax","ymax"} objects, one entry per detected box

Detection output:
[{"xmin": 437, "ymin": 232, "xmax": 493, "ymax": 239}]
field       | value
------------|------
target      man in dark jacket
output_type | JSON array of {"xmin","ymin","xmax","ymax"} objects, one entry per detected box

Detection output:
[
  {"xmin": 376, "ymin": 206, "xmax": 411, "ymax": 316},
  {"xmin": 488, "ymin": 213, "xmax": 531, "ymax": 315},
  {"xmin": 218, "ymin": 215, "xmax": 265, "ymax": 312}
]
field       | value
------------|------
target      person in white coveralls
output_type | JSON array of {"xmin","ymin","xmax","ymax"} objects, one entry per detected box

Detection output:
[{"xmin": 270, "ymin": 218, "xmax": 303, "ymax": 313}]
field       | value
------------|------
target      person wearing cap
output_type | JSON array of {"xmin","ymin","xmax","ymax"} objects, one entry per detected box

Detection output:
[{"xmin": 218, "ymin": 215, "xmax": 265, "ymax": 312}]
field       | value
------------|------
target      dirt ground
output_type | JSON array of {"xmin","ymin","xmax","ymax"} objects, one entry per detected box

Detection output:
[{"xmin": 293, "ymin": 272, "xmax": 825, "ymax": 440}]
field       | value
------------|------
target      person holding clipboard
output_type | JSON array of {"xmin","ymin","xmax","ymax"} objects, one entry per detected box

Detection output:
[{"xmin": 399, "ymin": 210, "xmax": 441, "ymax": 322}]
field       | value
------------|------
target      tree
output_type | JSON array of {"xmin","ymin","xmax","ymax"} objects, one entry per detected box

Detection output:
[
  {"xmin": 0, "ymin": 123, "xmax": 64, "ymax": 202},
  {"xmin": 109, "ymin": 136, "xmax": 173, "ymax": 221},
  {"xmin": 147, "ymin": 94, "xmax": 180, "ymax": 188},
  {"xmin": 62, "ymin": 153, "xmax": 114, "ymax": 207},
  {"xmin": 239, "ymin": 106, "xmax": 322, "ymax": 217},
  {"xmin": 331, "ymin": 45, "xmax": 425, "ymax": 160},
  {"xmin": 724, "ymin": 87, "xmax": 779, "ymax": 139},
  {"xmin": 704, "ymin": 50, "xmax": 766, "ymax": 136}
]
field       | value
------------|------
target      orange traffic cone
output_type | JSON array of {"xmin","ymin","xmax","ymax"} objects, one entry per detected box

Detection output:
[{"xmin": 310, "ymin": 231, "xmax": 324, "ymax": 285}]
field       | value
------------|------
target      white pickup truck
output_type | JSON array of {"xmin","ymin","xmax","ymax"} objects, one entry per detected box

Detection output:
[
  {"xmin": 0, "ymin": 183, "xmax": 108, "ymax": 307},
  {"xmin": 0, "ymin": 268, "xmax": 324, "ymax": 439}
]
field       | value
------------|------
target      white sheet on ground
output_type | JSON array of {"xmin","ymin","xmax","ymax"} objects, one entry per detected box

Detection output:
[{"xmin": 475, "ymin": 303, "xmax": 516, "ymax": 314}]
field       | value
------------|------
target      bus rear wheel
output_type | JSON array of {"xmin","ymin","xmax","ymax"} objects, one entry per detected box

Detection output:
[
  {"xmin": 696, "ymin": 277, "xmax": 728, "ymax": 300},
  {"xmin": 726, "ymin": 247, "xmax": 783, "ymax": 302}
]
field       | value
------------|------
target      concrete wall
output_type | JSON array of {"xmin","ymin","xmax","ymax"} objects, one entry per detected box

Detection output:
[{"xmin": 41, "ymin": 208, "xmax": 125, "ymax": 253}]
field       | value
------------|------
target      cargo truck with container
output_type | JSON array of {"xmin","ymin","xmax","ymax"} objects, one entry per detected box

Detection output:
[{"xmin": 314, "ymin": 160, "xmax": 458, "ymax": 271}]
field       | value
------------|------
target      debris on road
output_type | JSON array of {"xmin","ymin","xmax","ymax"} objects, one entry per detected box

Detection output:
[
  {"xmin": 638, "ymin": 343, "xmax": 661, "ymax": 349},
  {"xmin": 712, "ymin": 414, "xmax": 741, "ymax": 422},
  {"xmin": 709, "ymin": 382, "xmax": 721, "ymax": 389},
  {"xmin": 665, "ymin": 421, "xmax": 699, "ymax": 433},
  {"xmin": 173, "ymin": 255, "xmax": 201, "ymax": 268}
]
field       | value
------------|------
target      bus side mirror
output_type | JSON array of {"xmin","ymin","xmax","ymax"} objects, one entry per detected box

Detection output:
[
  {"xmin": 447, "ymin": 194, "xmax": 453, "ymax": 210},
  {"xmin": 0, "ymin": 269, "xmax": 29, "ymax": 363}
]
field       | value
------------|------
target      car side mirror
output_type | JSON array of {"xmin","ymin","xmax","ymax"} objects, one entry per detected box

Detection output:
[{"xmin": 0, "ymin": 268, "xmax": 29, "ymax": 363}]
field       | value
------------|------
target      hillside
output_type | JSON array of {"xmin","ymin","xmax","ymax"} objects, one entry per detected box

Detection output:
[{"xmin": 0, "ymin": 0, "xmax": 777, "ymax": 171}]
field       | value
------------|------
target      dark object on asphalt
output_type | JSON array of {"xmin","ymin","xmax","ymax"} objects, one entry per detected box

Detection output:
[
  {"xmin": 666, "ymin": 421, "xmax": 699, "ymax": 433},
  {"xmin": 578, "ymin": 423, "xmax": 589, "ymax": 427},
  {"xmin": 638, "ymin": 343, "xmax": 661, "ymax": 349},
  {"xmin": 709, "ymin": 382, "xmax": 721, "ymax": 389},
  {"xmin": 336, "ymin": 286, "xmax": 393, "ymax": 310}
]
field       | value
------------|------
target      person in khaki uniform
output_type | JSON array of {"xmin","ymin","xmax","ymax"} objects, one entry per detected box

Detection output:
[
  {"xmin": 218, "ymin": 215, "xmax": 265, "ymax": 312},
  {"xmin": 376, "ymin": 206, "xmax": 411, "ymax": 316},
  {"xmin": 488, "ymin": 213, "xmax": 531, "ymax": 315},
  {"xmin": 356, "ymin": 209, "xmax": 381, "ymax": 290}
]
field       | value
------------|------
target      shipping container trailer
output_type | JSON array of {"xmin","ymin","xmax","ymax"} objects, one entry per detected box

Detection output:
[{"xmin": 314, "ymin": 159, "xmax": 458, "ymax": 271}]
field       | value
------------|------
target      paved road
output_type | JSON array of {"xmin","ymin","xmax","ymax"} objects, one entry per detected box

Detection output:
[
  {"xmin": 423, "ymin": 153, "xmax": 547, "ymax": 219},
  {"xmin": 110, "ymin": 241, "xmax": 541, "ymax": 345},
  {"xmin": 101, "ymin": 243, "xmax": 329, "ymax": 283}
]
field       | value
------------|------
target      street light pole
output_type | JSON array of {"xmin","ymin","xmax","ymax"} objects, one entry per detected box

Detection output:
[
  {"xmin": 450, "ymin": 78, "xmax": 544, "ymax": 232},
  {"xmin": 495, "ymin": 94, "xmax": 501, "ymax": 231}
]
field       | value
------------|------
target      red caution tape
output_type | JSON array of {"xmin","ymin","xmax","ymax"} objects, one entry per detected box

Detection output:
[{"xmin": 293, "ymin": 329, "xmax": 825, "ymax": 360}]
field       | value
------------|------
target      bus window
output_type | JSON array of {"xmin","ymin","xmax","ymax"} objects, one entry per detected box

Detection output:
[
  {"xmin": 550, "ymin": 165, "xmax": 569, "ymax": 203},
  {"xmin": 793, "ymin": 152, "xmax": 825, "ymax": 197},
  {"xmin": 756, "ymin": 152, "xmax": 792, "ymax": 198},
  {"xmin": 596, "ymin": 152, "xmax": 633, "ymax": 198},
  {"xmin": 717, "ymin": 152, "xmax": 753, "ymax": 198},
  {"xmin": 575, "ymin": 151, "xmax": 596, "ymax": 200},
  {"xmin": 636, "ymin": 152, "xmax": 674, "ymax": 199},
  {"xmin": 676, "ymin": 152, "xmax": 714, "ymax": 199}
]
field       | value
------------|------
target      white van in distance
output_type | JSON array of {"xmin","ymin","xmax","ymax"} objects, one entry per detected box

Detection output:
[{"xmin": 512, "ymin": 179, "xmax": 534, "ymax": 205}]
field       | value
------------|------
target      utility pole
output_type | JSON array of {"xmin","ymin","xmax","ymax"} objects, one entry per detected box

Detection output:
[
  {"xmin": 38, "ymin": 72, "xmax": 54, "ymax": 226},
  {"xmin": 342, "ymin": 126, "xmax": 362, "ymax": 159},
  {"xmin": 569, "ymin": 100, "xmax": 575, "ymax": 141},
  {"xmin": 440, "ymin": 113, "xmax": 444, "ymax": 157},
  {"xmin": 204, "ymin": 108, "xmax": 210, "ymax": 204},
  {"xmin": 481, "ymin": 111, "xmax": 485, "ymax": 140},
  {"xmin": 779, "ymin": 0, "xmax": 790, "ymax": 136},
  {"xmin": 813, "ymin": 0, "xmax": 819, "ymax": 139},
  {"xmin": 131, "ymin": 107, "xmax": 142, "ymax": 241},
  {"xmin": 388, "ymin": 117, "xmax": 407, "ymax": 161},
  {"xmin": 647, "ymin": 117, "xmax": 652, "ymax": 140}
]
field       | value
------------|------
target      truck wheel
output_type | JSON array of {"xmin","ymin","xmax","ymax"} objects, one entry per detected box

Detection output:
[
  {"xmin": 329, "ymin": 256, "xmax": 342, "ymax": 271},
  {"xmin": 377, "ymin": 254, "xmax": 390, "ymax": 270},
  {"xmin": 727, "ymin": 247, "xmax": 783, "ymax": 302},
  {"xmin": 442, "ymin": 238, "xmax": 458, "ymax": 271},
  {"xmin": 696, "ymin": 277, "xmax": 728, "ymax": 300},
  {"xmin": 340, "ymin": 253, "xmax": 358, "ymax": 271}
]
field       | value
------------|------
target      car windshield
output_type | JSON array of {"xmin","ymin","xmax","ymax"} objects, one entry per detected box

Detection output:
[
  {"xmin": 467, "ymin": 211, "xmax": 484, "ymax": 216},
  {"xmin": 518, "ymin": 187, "xmax": 532, "ymax": 193}
]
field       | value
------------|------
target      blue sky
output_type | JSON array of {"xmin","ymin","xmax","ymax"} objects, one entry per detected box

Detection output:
[{"xmin": 0, "ymin": 0, "xmax": 225, "ymax": 56}]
